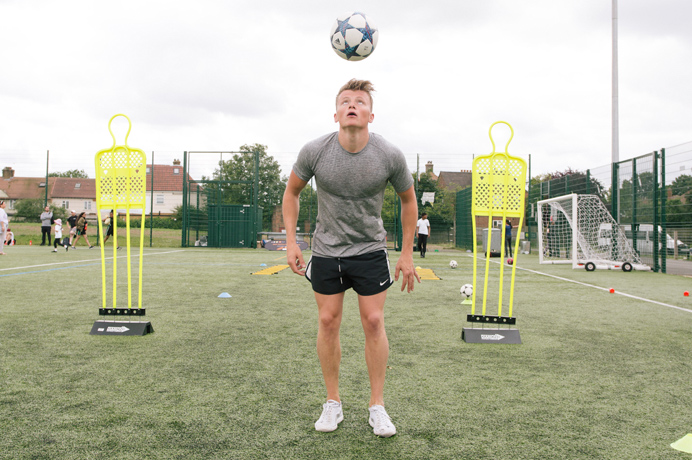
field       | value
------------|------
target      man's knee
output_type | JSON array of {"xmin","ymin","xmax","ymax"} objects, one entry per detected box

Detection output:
[
  {"xmin": 318, "ymin": 310, "xmax": 342, "ymax": 333},
  {"xmin": 361, "ymin": 311, "xmax": 385, "ymax": 335}
]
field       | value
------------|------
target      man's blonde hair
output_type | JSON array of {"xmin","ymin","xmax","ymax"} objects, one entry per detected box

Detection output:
[{"xmin": 336, "ymin": 79, "xmax": 375, "ymax": 108}]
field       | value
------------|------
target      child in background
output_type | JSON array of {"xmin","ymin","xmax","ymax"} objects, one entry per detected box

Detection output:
[
  {"xmin": 5, "ymin": 228, "xmax": 15, "ymax": 246},
  {"xmin": 52, "ymin": 218, "xmax": 67, "ymax": 252}
]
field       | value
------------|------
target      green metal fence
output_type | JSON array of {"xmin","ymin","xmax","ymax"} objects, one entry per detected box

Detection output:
[
  {"xmin": 181, "ymin": 151, "xmax": 262, "ymax": 248},
  {"xmin": 454, "ymin": 140, "xmax": 692, "ymax": 275}
]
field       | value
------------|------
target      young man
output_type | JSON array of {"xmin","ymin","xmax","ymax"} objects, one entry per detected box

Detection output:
[
  {"xmin": 416, "ymin": 212, "xmax": 431, "ymax": 258},
  {"xmin": 283, "ymin": 79, "xmax": 420, "ymax": 438}
]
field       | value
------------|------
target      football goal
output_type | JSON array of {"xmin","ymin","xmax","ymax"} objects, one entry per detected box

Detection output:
[{"xmin": 537, "ymin": 193, "xmax": 649, "ymax": 272}]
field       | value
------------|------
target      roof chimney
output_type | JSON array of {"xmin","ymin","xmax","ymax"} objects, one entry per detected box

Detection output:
[
  {"xmin": 173, "ymin": 159, "xmax": 181, "ymax": 166},
  {"xmin": 425, "ymin": 161, "xmax": 434, "ymax": 174},
  {"xmin": 2, "ymin": 167, "xmax": 14, "ymax": 179}
]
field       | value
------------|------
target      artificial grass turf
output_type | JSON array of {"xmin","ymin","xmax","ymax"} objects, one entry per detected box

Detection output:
[{"xmin": 1, "ymin": 247, "xmax": 692, "ymax": 459}]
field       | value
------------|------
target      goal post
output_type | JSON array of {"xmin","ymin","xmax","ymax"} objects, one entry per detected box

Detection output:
[
  {"xmin": 537, "ymin": 193, "xmax": 649, "ymax": 271},
  {"xmin": 537, "ymin": 193, "xmax": 579, "ymax": 267}
]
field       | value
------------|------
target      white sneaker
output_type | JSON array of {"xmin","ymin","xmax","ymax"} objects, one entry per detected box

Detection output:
[
  {"xmin": 369, "ymin": 405, "xmax": 396, "ymax": 437},
  {"xmin": 315, "ymin": 400, "xmax": 343, "ymax": 432}
]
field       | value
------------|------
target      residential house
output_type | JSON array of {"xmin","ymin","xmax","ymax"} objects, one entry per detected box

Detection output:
[
  {"xmin": 0, "ymin": 167, "xmax": 54, "ymax": 216},
  {"xmin": 145, "ymin": 159, "xmax": 199, "ymax": 216},
  {"xmin": 0, "ymin": 161, "xmax": 197, "ymax": 218},
  {"xmin": 51, "ymin": 177, "xmax": 98, "ymax": 214}
]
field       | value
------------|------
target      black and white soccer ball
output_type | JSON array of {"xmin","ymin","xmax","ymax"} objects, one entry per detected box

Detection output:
[
  {"xmin": 330, "ymin": 12, "xmax": 378, "ymax": 61},
  {"xmin": 449, "ymin": 260, "xmax": 458, "ymax": 269},
  {"xmin": 460, "ymin": 284, "xmax": 473, "ymax": 300}
]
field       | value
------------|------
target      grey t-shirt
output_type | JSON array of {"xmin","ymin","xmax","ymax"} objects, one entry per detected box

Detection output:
[{"xmin": 293, "ymin": 132, "xmax": 413, "ymax": 258}]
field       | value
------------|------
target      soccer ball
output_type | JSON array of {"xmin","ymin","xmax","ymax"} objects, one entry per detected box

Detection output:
[
  {"xmin": 507, "ymin": 258, "xmax": 514, "ymax": 265},
  {"xmin": 449, "ymin": 260, "xmax": 458, "ymax": 269},
  {"xmin": 330, "ymin": 12, "xmax": 378, "ymax": 61},
  {"xmin": 460, "ymin": 284, "xmax": 473, "ymax": 300}
]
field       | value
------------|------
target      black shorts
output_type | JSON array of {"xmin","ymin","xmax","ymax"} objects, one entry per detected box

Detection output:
[
  {"xmin": 305, "ymin": 250, "xmax": 393, "ymax": 296},
  {"xmin": 106, "ymin": 226, "xmax": 113, "ymax": 237}
]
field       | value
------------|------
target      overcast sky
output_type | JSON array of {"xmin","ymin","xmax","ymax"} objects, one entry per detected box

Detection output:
[{"xmin": 1, "ymin": 0, "xmax": 690, "ymax": 181}]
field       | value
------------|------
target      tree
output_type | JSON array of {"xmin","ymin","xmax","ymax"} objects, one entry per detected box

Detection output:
[
  {"xmin": 671, "ymin": 174, "xmax": 692, "ymax": 199},
  {"xmin": 530, "ymin": 168, "xmax": 608, "ymax": 208},
  {"xmin": 49, "ymin": 169, "xmax": 89, "ymax": 178},
  {"xmin": 665, "ymin": 198, "xmax": 692, "ymax": 224},
  {"xmin": 14, "ymin": 199, "xmax": 67, "ymax": 223},
  {"xmin": 297, "ymin": 181, "xmax": 317, "ymax": 232}
]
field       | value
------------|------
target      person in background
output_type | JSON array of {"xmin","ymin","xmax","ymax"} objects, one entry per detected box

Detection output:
[
  {"xmin": 40, "ymin": 206, "xmax": 53, "ymax": 246},
  {"xmin": 72, "ymin": 212, "xmax": 93, "ymax": 249},
  {"xmin": 101, "ymin": 210, "xmax": 120, "ymax": 249},
  {"xmin": 67, "ymin": 210, "xmax": 78, "ymax": 247},
  {"xmin": 52, "ymin": 218, "xmax": 68, "ymax": 252},
  {"xmin": 416, "ymin": 212, "xmax": 431, "ymax": 258},
  {"xmin": 0, "ymin": 200, "xmax": 8, "ymax": 255},
  {"xmin": 5, "ymin": 228, "xmax": 14, "ymax": 246},
  {"xmin": 505, "ymin": 218, "xmax": 513, "ymax": 258}
]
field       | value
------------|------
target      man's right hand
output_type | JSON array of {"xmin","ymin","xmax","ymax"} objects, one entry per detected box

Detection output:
[{"xmin": 287, "ymin": 243, "xmax": 306, "ymax": 276}]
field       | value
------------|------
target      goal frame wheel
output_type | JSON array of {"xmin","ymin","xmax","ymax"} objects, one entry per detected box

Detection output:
[{"xmin": 585, "ymin": 261, "xmax": 596, "ymax": 272}]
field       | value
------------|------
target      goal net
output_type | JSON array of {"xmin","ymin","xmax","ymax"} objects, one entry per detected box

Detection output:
[{"xmin": 537, "ymin": 194, "xmax": 648, "ymax": 271}]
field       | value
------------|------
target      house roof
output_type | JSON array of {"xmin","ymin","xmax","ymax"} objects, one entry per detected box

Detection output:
[
  {"xmin": 51, "ymin": 177, "xmax": 97, "ymax": 199},
  {"xmin": 437, "ymin": 171, "xmax": 473, "ymax": 190},
  {"xmin": 0, "ymin": 176, "xmax": 54, "ymax": 200},
  {"xmin": 146, "ymin": 164, "xmax": 197, "ymax": 192},
  {"xmin": 0, "ymin": 163, "xmax": 199, "ymax": 201}
]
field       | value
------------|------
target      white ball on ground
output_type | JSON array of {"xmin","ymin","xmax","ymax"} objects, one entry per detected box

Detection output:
[
  {"xmin": 460, "ymin": 284, "xmax": 473, "ymax": 300},
  {"xmin": 449, "ymin": 260, "xmax": 458, "ymax": 269}
]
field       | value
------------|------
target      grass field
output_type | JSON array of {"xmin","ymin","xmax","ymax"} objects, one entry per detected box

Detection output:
[
  {"xmin": 2, "ymin": 245, "xmax": 692, "ymax": 459},
  {"xmin": 5, "ymin": 222, "xmax": 183, "ymax": 248}
]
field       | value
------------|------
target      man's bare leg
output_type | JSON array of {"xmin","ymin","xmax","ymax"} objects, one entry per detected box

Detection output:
[
  {"xmin": 315, "ymin": 291, "xmax": 345, "ymax": 402},
  {"xmin": 358, "ymin": 290, "xmax": 388, "ymax": 407}
]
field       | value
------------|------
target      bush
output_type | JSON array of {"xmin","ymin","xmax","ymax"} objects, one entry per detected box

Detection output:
[
  {"xmin": 121, "ymin": 216, "xmax": 182, "ymax": 229},
  {"xmin": 14, "ymin": 199, "xmax": 67, "ymax": 223}
]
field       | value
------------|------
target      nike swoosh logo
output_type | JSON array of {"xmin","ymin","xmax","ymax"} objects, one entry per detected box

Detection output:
[{"xmin": 380, "ymin": 280, "xmax": 389, "ymax": 286}]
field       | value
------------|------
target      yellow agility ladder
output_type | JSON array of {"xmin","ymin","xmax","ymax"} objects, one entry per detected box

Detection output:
[
  {"xmin": 94, "ymin": 114, "xmax": 147, "ymax": 316},
  {"xmin": 470, "ymin": 121, "xmax": 527, "ymax": 326}
]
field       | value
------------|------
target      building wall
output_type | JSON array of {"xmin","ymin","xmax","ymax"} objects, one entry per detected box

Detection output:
[{"xmin": 145, "ymin": 191, "xmax": 183, "ymax": 216}]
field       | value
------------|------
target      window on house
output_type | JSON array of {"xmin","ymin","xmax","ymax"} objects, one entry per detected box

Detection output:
[
  {"xmin": 75, "ymin": 183, "xmax": 81, "ymax": 189},
  {"xmin": 173, "ymin": 168, "xmax": 180, "ymax": 174},
  {"xmin": 156, "ymin": 195, "xmax": 164, "ymax": 204},
  {"xmin": 85, "ymin": 201, "xmax": 91, "ymax": 210},
  {"xmin": 62, "ymin": 201, "xmax": 69, "ymax": 209},
  {"xmin": 9, "ymin": 200, "xmax": 15, "ymax": 210},
  {"xmin": 146, "ymin": 167, "xmax": 151, "ymax": 174}
]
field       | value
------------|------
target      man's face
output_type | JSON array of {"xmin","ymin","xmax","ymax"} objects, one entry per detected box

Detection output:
[
  {"xmin": 334, "ymin": 90, "xmax": 374, "ymax": 129},
  {"xmin": 45, "ymin": 207, "xmax": 50, "ymax": 212}
]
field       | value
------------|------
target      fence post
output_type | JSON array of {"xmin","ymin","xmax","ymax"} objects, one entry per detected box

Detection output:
[
  {"xmin": 660, "ymin": 148, "xmax": 667, "ymax": 273},
  {"xmin": 150, "ymin": 151, "xmax": 154, "ymax": 247},
  {"xmin": 631, "ymin": 157, "xmax": 637, "ymax": 254},
  {"xmin": 611, "ymin": 162, "xmax": 619, "ymax": 222},
  {"xmin": 182, "ymin": 151, "xmax": 188, "ymax": 247},
  {"xmin": 653, "ymin": 151, "xmax": 660, "ymax": 272}
]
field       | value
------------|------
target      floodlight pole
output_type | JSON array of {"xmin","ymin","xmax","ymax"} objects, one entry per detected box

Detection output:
[
  {"xmin": 612, "ymin": 0, "xmax": 620, "ymax": 223},
  {"xmin": 44, "ymin": 150, "xmax": 49, "ymax": 207}
]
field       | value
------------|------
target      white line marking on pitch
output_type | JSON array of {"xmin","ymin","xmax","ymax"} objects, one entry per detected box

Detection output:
[
  {"xmin": 468, "ymin": 254, "xmax": 692, "ymax": 314},
  {"xmin": 0, "ymin": 249, "xmax": 186, "ymax": 272}
]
